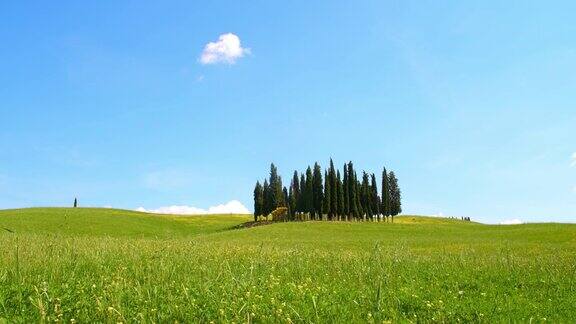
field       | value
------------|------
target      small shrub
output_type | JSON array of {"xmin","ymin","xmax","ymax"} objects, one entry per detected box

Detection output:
[{"xmin": 269, "ymin": 207, "xmax": 288, "ymax": 222}]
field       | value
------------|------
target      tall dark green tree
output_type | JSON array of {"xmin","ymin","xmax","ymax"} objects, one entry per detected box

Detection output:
[
  {"xmin": 355, "ymin": 174, "xmax": 364, "ymax": 220},
  {"xmin": 288, "ymin": 183, "xmax": 294, "ymax": 219},
  {"xmin": 299, "ymin": 173, "xmax": 306, "ymax": 215},
  {"xmin": 361, "ymin": 172, "xmax": 373, "ymax": 221},
  {"xmin": 312, "ymin": 163, "xmax": 324, "ymax": 220},
  {"xmin": 268, "ymin": 163, "xmax": 284, "ymax": 209},
  {"xmin": 381, "ymin": 167, "xmax": 391, "ymax": 221},
  {"xmin": 323, "ymin": 171, "xmax": 331, "ymax": 219},
  {"xmin": 328, "ymin": 159, "xmax": 337, "ymax": 220},
  {"xmin": 283, "ymin": 186, "xmax": 289, "ymax": 220},
  {"xmin": 305, "ymin": 166, "xmax": 314, "ymax": 217},
  {"xmin": 370, "ymin": 173, "xmax": 380, "ymax": 221},
  {"xmin": 388, "ymin": 171, "xmax": 402, "ymax": 221},
  {"xmin": 73, "ymin": 198, "xmax": 78, "ymax": 208},
  {"xmin": 263, "ymin": 179, "xmax": 271, "ymax": 217},
  {"xmin": 289, "ymin": 171, "xmax": 300, "ymax": 219},
  {"xmin": 278, "ymin": 176, "xmax": 285, "ymax": 207},
  {"xmin": 343, "ymin": 164, "xmax": 349, "ymax": 220},
  {"xmin": 336, "ymin": 170, "xmax": 344, "ymax": 220},
  {"xmin": 347, "ymin": 162, "xmax": 359, "ymax": 220},
  {"xmin": 253, "ymin": 181, "xmax": 264, "ymax": 221}
]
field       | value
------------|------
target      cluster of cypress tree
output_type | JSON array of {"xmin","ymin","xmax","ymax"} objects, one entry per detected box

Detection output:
[{"xmin": 253, "ymin": 160, "xmax": 401, "ymax": 222}]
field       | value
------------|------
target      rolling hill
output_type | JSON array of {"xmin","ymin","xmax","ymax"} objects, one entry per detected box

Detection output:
[
  {"xmin": 1, "ymin": 208, "xmax": 575, "ymax": 322},
  {"xmin": 0, "ymin": 207, "xmax": 249, "ymax": 237}
]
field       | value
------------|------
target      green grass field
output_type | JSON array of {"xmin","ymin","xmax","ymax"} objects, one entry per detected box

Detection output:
[{"xmin": 1, "ymin": 208, "xmax": 575, "ymax": 322}]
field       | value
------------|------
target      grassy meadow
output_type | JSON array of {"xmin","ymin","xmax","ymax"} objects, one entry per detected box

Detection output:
[{"xmin": 1, "ymin": 208, "xmax": 575, "ymax": 322}]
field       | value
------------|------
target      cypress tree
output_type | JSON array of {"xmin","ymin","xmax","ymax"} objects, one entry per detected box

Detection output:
[
  {"xmin": 263, "ymin": 179, "xmax": 271, "ymax": 217},
  {"xmin": 347, "ymin": 162, "xmax": 359, "ymax": 220},
  {"xmin": 361, "ymin": 172, "xmax": 373, "ymax": 221},
  {"xmin": 288, "ymin": 183, "xmax": 294, "ymax": 220},
  {"xmin": 336, "ymin": 170, "xmax": 344, "ymax": 220},
  {"xmin": 289, "ymin": 171, "xmax": 299, "ymax": 219},
  {"xmin": 381, "ymin": 167, "xmax": 391, "ymax": 222},
  {"xmin": 312, "ymin": 163, "xmax": 324, "ymax": 220},
  {"xmin": 305, "ymin": 167, "xmax": 314, "ymax": 218},
  {"xmin": 299, "ymin": 173, "xmax": 306, "ymax": 216},
  {"xmin": 346, "ymin": 162, "xmax": 353, "ymax": 219},
  {"xmin": 355, "ymin": 174, "xmax": 363, "ymax": 220},
  {"xmin": 253, "ymin": 181, "xmax": 263, "ymax": 221},
  {"xmin": 283, "ymin": 186, "xmax": 289, "ymax": 220},
  {"xmin": 323, "ymin": 170, "xmax": 331, "ymax": 220},
  {"xmin": 371, "ymin": 173, "xmax": 380, "ymax": 221},
  {"xmin": 328, "ymin": 159, "xmax": 337, "ymax": 220},
  {"xmin": 388, "ymin": 171, "xmax": 402, "ymax": 222},
  {"xmin": 73, "ymin": 198, "xmax": 78, "ymax": 208},
  {"xmin": 277, "ymin": 176, "xmax": 285, "ymax": 207},
  {"xmin": 376, "ymin": 195, "xmax": 382, "ymax": 222},
  {"xmin": 343, "ymin": 164, "xmax": 349, "ymax": 220},
  {"xmin": 269, "ymin": 163, "xmax": 282, "ymax": 209}
]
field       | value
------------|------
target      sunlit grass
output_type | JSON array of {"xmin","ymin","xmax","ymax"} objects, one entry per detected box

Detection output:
[
  {"xmin": 1, "ymin": 208, "xmax": 575, "ymax": 322},
  {"xmin": 0, "ymin": 208, "xmax": 249, "ymax": 237}
]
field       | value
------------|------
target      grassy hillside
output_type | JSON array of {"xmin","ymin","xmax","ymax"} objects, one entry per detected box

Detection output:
[
  {"xmin": 1, "ymin": 208, "xmax": 575, "ymax": 322},
  {"xmin": 0, "ymin": 207, "xmax": 249, "ymax": 237}
]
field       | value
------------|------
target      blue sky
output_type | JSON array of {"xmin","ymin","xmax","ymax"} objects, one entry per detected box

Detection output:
[{"xmin": 1, "ymin": 0, "xmax": 575, "ymax": 223}]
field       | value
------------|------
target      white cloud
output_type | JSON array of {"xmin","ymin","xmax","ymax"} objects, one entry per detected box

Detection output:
[
  {"xmin": 136, "ymin": 200, "xmax": 250, "ymax": 215},
  {"xmin": 199, "ymin": 33, "xmax": 250, "ymax": 65},
  {"xmin": 499, "ymin": 218, "xmax": 523, "ymax": 225}
]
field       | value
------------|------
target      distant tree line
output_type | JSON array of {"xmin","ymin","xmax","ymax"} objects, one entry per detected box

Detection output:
[
  {"xmin": 253, "ymin": 160, "xmax": 401, "ymax": 222},
  {"xmin": 447, "ymin": 216, "xmax": 473, "ymax": 222}
]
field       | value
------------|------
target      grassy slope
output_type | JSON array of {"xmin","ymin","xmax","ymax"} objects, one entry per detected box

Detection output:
[
  {"xmin": 0, "ymin": 207, "xmax": 250, "ymax": 237},
  {"xmin": 1, "ymin": 208, "xmax": 575, "ymax": 322}
]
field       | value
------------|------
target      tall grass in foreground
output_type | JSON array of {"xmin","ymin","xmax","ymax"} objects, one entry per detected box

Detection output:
[{"xmin": 1, "ymin": 227, "xmax": 575, "ymax": 322}]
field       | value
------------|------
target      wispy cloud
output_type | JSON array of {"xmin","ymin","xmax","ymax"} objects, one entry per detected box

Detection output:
[
  {"xmin": 136, "ymin": 200, "xmax": 250, "ymax": 215},
  {"xmin": 199, "ymin": 33, "xmax": 250, "ymax": 65},
  {"xmin": 499, "ymin": 218, "xmax": 523, "ymax": 225}
]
